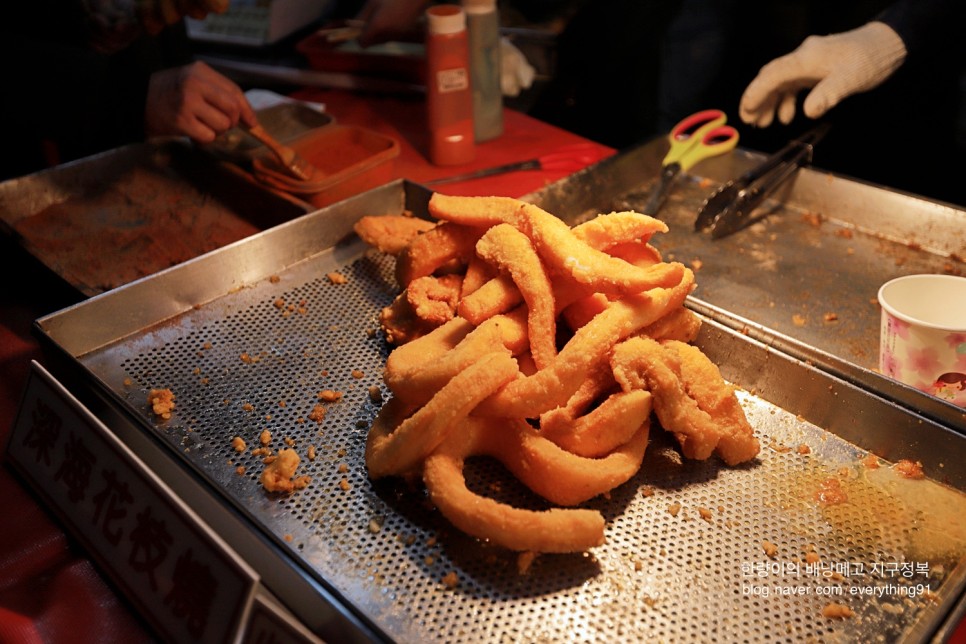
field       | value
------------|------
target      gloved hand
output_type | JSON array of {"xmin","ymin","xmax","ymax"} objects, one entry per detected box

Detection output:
[
  {"xmin": 500, "ymin": 38, "xmax": 535, "ymax": 97},
  {"xmin": 739, "ymin": 21, "xmax": 907, "ymax": 127}
]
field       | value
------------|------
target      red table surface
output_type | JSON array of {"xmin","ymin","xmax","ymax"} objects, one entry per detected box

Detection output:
[{"xmin": 0, "ymin": 93, "xmax": 613, "ymax": 642}]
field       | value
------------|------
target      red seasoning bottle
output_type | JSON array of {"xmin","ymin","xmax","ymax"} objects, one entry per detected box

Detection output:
[{"xmin": 425, "ymin": 4, "xmax": 475, "ymax": 166}]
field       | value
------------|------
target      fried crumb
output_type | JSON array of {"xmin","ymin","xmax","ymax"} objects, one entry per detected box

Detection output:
[
  {"xmin": 863, "ymin": 453, "xmax": 880, "ymax": 469},
  {"xmin": 147, "ymin": 388, "xmax": 175, "ymax": 419},
  {"xmin": 339, "ymin": 478, "xmax": 351, "ymax": 491},
  {"xmin": 822, "ymin": 603, "xmax": 854, "ymax": 619},
  {"xmin": 697, "ymin": 507, "xmax": 713, "ymax": 523},
  {"xmin": 797, "ymin": 444, "xmax": 811, "ymax": 455},
  {"xmin": 269, "ymin": 275, "xmax": 281, "ymax": 283},
  {"xmin": 441, "ymin": 571, "xmax": 459, "ymax": 589},
  {"xmin": 327, "ymin": 272, "xmax": 348, "ymax": 284},
  {"xmin": 260, "ymin": 449, "xmax": 310, "ymax": 493},
  {"xmin": 307, "ymin": 445, "xmax": 316, "ymax": 461},
  {"xmin": 309, "ymin": 404, "xmax": 326, "ymax": 424},
  {"xmin": 369, "ymin": 386, "xmax": 384, "ymax": 403},
  {"xmin": 690, "ymin": 258, "xmax": 703, "ymax": 271},
  {"xmin": 273, "ymin": 298, "xmax": 285, "ymax": 309},
  {"xmin": 260, "ymin": 429, "xmax": 272, "ymax": 446},
  {"xmin": 284, "ymin": 436, "xmax": 295, "ymax": 447},
  {"xmin": 338, "ymin": 462, "xmax": 348, "ymax": 473},
  {"xmin": 805, "ymin": 551, "xmax": 820, "ymax": 564},
  {"xmin": 667, "ymin": 503, "xmax": 681, "ymax": 517},
  {"xmin": 763, "ymin": 540, "xmax": 779, "ymax": 558},
  {"xmin": 816, "ymin": 477, "xmax": 848, "ymax": 505},
  {"xmin": 895, "ymin": 459, "xmax": 925, "ymax": 479},
  {"xmin": 641, "ymin": 486, "xmax": 655, "ymax": 497},
  {"xmin": 318, "ymin": 389, "xmax": 343, "ymax": 403},
  {"xmin": 823, "ymin": 312, "xmax": 839, "ymax": 322},
  {"xmin": 351, "ymin": 369, "xmax": 365, "ymax": 379},
  {"xmin": 368, "ymin": 519, "xmax": 381, "ymax": 533},
  {"xmin": 231, "ymin": 436, "xmax": 246, "ymax": 452},
  {"xmin": 792, "ymin": 314, "xmax": 807, "ymax": 327},
  {"xmin": 768, "ymin": 440, "xmax": 792, "ymax": 453},
  {"xmin": 517, "ymin": 551, "xmax": 538, "ymax": 575},
  {"xmin": 242, "ymin": 402, "xmax": 254, "ymax": 412},
  {"xmin": 802, "ymin": 212, "xmax": 823, "ymax": 227}
]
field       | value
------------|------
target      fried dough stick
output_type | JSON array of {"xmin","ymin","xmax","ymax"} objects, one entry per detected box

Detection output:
[
  {"xmin": 571, "ymin": 211, "xmax": 668, "ymax": 249},
  {"xmin": 366, "ymin": 351, "xmax": 518, "ymax": 478},
  {"xmin": 394, "ymin": 222, "xmax": 486, "ymax": 287},
  {"xmin": 473, "ymin": 267, "xmax": 694, "ymax": 419},
  {"xmin": 384, "ymin": 307, "xmax": 528, "ymax": 407},
  {"xmin": 428, "ymin": 192, "xmax": 522, "ymax": 227},
  {"xmin": 515, "ymin": 202, "xmax": 682, "ymax": 295},
  {"xmin": 354, "ymin": 214, "xmax": 435, "ymax": 256},
  {"xmin": 540, "ymin": 390, "xmax": 653, "ymax": 458},
  {"xmin": 610, "ymin": 337, "xmax": 722, "ymax": 461},
  {"xmin": 666, "ymin": 341, "xmax": 760, "ymax": 465},
  {"xmin": 424, "ymin": 416, "xmax": 649, "ymax": 553},
  {"xmin": 476, "ymin": 224, "xmax": 558, "ymax": 370}
]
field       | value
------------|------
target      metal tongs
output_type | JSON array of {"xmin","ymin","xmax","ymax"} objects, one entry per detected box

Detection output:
[{"xmin": 694, "ymin": 122, "xmax": 831, "ymax": 239}]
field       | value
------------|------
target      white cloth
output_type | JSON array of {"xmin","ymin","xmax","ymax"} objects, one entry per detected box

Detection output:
[
  {"xmin": 500, "ymin": 37, "xmax": 535, "ymax": 97},
  {"xmin": 739, "ymin": 21, "xmax": 907, "ymax": 127}
]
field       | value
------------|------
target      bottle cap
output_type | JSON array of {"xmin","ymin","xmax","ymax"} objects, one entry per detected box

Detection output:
[
  {"xmin": 462, "ymin": 0, "xmax": 496, "ymax": 14},
  {"xmin": 426, "ymin": 5, "xmax": 466, "ymax": 34}
]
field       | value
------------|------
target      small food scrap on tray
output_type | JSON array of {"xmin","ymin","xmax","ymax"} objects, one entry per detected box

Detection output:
[
  {"xmin": 260, "ymin": 448, "xmax": 311, "ymax": 493},
  {"xmin": 821, "ymin": 603, "xmax": 855, "ymax": 619},
  {"xmin": 894, "ymin": 459, "xmax": 925, "ymax": 480},
  {"xmin": 357, "ymin": 194, "xmax": 761, "ymax": 554},
  {"xmin": 147, "ymin": 388, "xmax": 175, "ymax": 419}
]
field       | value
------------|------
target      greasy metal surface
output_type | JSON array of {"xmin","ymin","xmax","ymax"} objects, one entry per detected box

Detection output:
[
  {"xmin": 527, "ymin": 139, "xmax": 966, "ymax": 375},
  {"xmin": 36, "ymin": 181, "xmax": 966, "ymax": 642},
  {"xmin": 0, "ymin": 110, "xmax": 318, "ymax": 296}
]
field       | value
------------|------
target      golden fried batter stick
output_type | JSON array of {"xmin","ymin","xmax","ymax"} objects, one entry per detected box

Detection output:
[
  {"xmin": 428, "ymin": 193, "xmax": 522, "ymax": 227},
  {"xmin": 665, "ymin": 341, "xmax": 760, "ymax": 465},
  {"xmin": 540, "ymin": 389, "xmax": 653, "ymax": 458},
  {"xmin": 366, "ymin": 351, "xmax": 519, "ymax": 478},
  {"xmin": 474, "ymin": 267, "xmax": 694, "ymax": 419},
  {"xmin": 610, "ymin": 337, "xmax": 721, "ymax": 461},
  {"xmin": 394, "ymin": 222, "xmax": 485, "ymax": 287},
  {"xmin": 476, "ymin": 224, "xmax": 558, "ymax": 370},
  {"xmin": 423, "ymin": 418, "xmax": 605, "ymax": 552},
  {"xmin": 353, "ymin": 214, "xmax": 435, "ymax": 256},
  {"xmin": 515, "ymin": 202, "xmax": 681, "ymax": 296},
  {"xmin": 571, "ymin": 211, "xmax": 668, "ymax": 249},
  {"xmin": 423, "ymin": 416, "xmax": 650, "ymax": 552},
  {"xmin": 384, "ymin": 308, "xmax": 529, "ymax": 407}
]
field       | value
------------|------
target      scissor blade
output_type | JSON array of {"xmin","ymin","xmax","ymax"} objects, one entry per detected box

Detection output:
[{"xmin": 642, "ymin": 164, "xmax": 680, "ymax": 215}]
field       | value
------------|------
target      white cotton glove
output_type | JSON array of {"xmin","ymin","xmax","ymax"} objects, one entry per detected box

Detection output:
[
  {"xmin": 739, "ymin": 21, "xmax": 907, "ymax": 127},
  {"xmin": 500, "ymin": 37, "xmax": 535, "ymax": 97}
]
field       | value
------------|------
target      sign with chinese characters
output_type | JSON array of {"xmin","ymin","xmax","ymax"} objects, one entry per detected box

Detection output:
[{"xmin": 6, "ymin": 362, "xmax": 259, "ymax": 643}]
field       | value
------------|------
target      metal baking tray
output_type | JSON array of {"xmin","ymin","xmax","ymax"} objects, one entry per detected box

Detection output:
[
  {"xmin": 0, "ymin": 103, "xmax": 328, "ymax": 297},
  {"xmin": 32, "ymin": 178, "xmax": 966, "ymax": 642}
]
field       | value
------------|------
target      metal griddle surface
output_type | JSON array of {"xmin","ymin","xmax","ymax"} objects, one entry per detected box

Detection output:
[{"xmin": 46, "ymin": 180, "xmax": 966, "ymax": 643}]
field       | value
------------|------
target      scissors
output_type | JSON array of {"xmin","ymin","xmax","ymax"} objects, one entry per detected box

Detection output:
[{"xmin": 642, "ymin": 109, "xmax": 739, "ymax": 216}]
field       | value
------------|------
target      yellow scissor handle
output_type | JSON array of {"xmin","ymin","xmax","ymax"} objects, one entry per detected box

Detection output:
[{"xmin": 663, "ymin": 109, "xmax": 740, "ymax": 172}]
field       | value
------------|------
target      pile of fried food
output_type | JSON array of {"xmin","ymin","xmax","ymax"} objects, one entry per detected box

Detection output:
[{"xmin": 354, "ymin": 194, "xmax": 759, "ymax": 553}]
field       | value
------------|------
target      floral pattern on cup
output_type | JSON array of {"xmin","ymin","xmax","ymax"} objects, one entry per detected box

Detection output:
[{"xmin": 880, "ymin": 313, "xmax": 966, "ymax": 406}]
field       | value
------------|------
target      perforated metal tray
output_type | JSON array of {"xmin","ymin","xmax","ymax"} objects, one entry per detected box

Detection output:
[{"xmin": 34, "ymin": 180, "xmax": 966, "ymax": 642}]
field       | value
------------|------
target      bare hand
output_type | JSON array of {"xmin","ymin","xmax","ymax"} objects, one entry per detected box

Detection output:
[{"xmin": 144, "ymin": 61, "xmax": 256, "ymax": 143}]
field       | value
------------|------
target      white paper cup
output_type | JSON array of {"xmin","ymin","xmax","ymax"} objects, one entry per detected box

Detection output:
[{"xmin": 878, "ymin": 274, "xmax": 966, "ymax": 407}]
